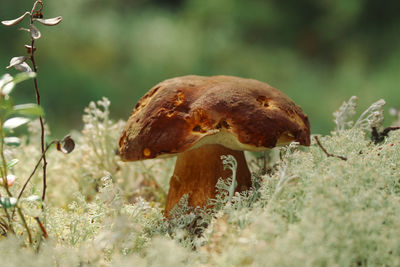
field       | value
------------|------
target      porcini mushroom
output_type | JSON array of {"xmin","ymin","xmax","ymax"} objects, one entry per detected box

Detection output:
[{"xmin": 119, "ymin": 75, "xmax": 310, "ymax": 216}]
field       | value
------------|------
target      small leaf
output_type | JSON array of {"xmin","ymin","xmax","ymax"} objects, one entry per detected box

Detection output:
[
  {"xmin": 1, "ymin": 81, "xmax": 14, "ymax": 95},
  {"xmin": 0, "ymin": 197, "xmax": 17, "ymax": 208},
  {"xmin": 0, "ymin": 74, "xmax": 14, "ymax": 95},
  {"xmin": 30, "ymin": 24, "xmax": 41, "ymax": 39},
  {"xmin": 6, "ymin": 159, "xmax": 19, "ymax": 169},
  {"xmin": 1, "ymin": 72, "xmax": 36, "ymax": 95},
  {"xmin": 0, "ymin": 74, "xmax": 13, "ymax": 88},
  {"xmin": 1, "ymin": 12, "xmax": 30, "ymax": 26},
  {"xmin": 57, "ymin": 135, "xmax": 75, "ymax": 154},
  {"xmin": 14, "ymin": 62, "xmax": 32, "ymax": 73},
  {"xmin": 3, "ymin": 117, "xmax": 30, "ymax": 130},
  {"xmin": 6, "ymin": 56, "xmax": 26, "ymax": 69},
  {"xmin": 34, "ymin": 16, "xmax": 62, "ymax": 26},
  {"xmin": 4, "ymin": 137, "xmax": 21, "ymax": 146},
  {"xmin": 13, "ymin": 103, "xmax": 44, "ymax": 116},
  {"xmin": 12, "ymin": 72, "xmax": 36, "ymax": 84}
]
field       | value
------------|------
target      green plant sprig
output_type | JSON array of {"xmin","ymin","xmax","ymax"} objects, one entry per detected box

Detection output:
[
  {"xmin": 2, "ymin": 0, "xmax": 63, "ymax": 206},
  {"xmin": 0, "ymin": 74, "xmax": 38, "ymax": 244},
  {"xmin": 0, "ymin": 2, "xmax": 72, "ymax": 246}
]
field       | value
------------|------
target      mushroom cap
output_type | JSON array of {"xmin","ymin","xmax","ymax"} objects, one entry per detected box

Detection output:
[{"xmin": 119, "ymin": 75, "xmax": 310, "ymax": 161}]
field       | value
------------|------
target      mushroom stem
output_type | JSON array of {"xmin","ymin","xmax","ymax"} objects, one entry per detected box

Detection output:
[{"xmin": 164, "ymin": 144, "xmax": 252, "ymax": 217}]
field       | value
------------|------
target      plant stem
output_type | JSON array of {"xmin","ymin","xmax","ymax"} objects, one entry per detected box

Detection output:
[
  {"xmin": 34, "ymin": 216, "xmax": 47, "ymax": 239},
  {"xmin": 17, "ymin": 141, "xmax": 55, "ymax": 201},
  {"xmin": 314, "ymin": 136, "xmax": 347, "ymax": 161},
  {"xmin": 17, "ymin": 207, "xmax": 32, "ymax": 244},
  {"xmin": 11, "ymin": 141, "xmax": 55, "ymax": 240},
  {"xmin": 0, "ymin": 112, "xmax": 31, "ymax": 242},
  {"xmin": 29, "ymin": 1, "xmax": 48, "ymax": 205},
  {"xmin": 0, "ymin": 121, "xmax": 14, "ymax": 229}
]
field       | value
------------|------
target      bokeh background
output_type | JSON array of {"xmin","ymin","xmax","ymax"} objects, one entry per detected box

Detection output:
[{"xmin": 1, "ymin": 0, "xmax": 400, "ymax": 136}]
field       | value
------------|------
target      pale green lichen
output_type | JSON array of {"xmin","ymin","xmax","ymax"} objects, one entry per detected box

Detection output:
[{"xmin": 333, "ymin": 96, "xmax": 386, "ymax": 132}]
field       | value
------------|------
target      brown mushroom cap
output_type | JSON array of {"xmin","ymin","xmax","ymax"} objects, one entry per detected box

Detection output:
[{"xmin": 119, "ymin": 75, "xmax": 310, "ymax": 161}]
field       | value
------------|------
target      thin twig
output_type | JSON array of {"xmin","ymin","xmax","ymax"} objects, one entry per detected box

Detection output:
[
  {"xmin": 0, "ymin": 221, "xmax": 8, "ymax": 236},
  {"xmin": 17, "ymin": 141, "xmax": 55, "ymax": 201},
  {"xmin": 0, "ymin": 198, "xmax": 14, "ymax": 234},
  {"xmin": 0, "ymin": 124, "xmax": 15, "ymax": 233},
  {"xmin": 17, "ymin": 207, "xmax": 32, "ymax": 244},
  {"xmin": 0, "ymin": 121, "xmax": 13, "ymax": 197},
  {"xmin": 0, "ymin": 122, "xmax": 16, "ymax": 232},
  {"xmin": 314, "ymin": 136, "xmax": 347, "ymax": 161},
  {"xmin": 29, "ymin": 1, "xmax": 48, "ymax": 205},
  {"xmin": 12, "ymin": 141, "xmax": 55, "ymax": 220},
  {"xmin": 34, "ymin": 217, "xmax": 47, "ymax": 239},
  {"xmin": 1, "ymin": 140, "xmax": 33, "ymax": 243}
]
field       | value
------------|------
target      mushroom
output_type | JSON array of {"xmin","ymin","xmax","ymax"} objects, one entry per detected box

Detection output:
[{"xmin": 119, "ymin": 75, "xmax": 310, "ymax": 216}]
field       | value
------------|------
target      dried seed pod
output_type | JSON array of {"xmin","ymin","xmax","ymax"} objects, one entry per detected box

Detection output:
[
  {"xmin": 24, "ymin": 45, "xmax": 37, "ymax": 54},
  {"xmin": 57, "ymin": 135, "xmax": 75, "ymax": 154},
  {"xmin": 34, "ymin": 16, "xmax": 62, "ymax": 26},
  {"xmin": 30, "ymin": 24, "xmax": 41, "ymax": 40},
  {"xmin": 1, "ymin": 12, "xmax": 31, "ymax": 26},
  {"xmin": 14, "ymin": 62, "xmax": 32, "ymax": 73},
  {"xmin": 6, "ymin": 56, "xmax": 27, "ymax": 69}
]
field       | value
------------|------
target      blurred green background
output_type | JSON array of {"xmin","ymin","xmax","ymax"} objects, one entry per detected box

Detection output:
[{"xmin": 1, "ymin": 0, "xmax": 400, "ymax": 136}]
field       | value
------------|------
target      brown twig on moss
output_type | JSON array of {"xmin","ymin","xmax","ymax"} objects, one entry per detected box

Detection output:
[
  {"xmin": 17, "ymin": 141, "xmax": 56, "ymax": 202},
  {"xmin": 314, "ymin": 136, "xmax": 347, "ymax": 161},
  {"xmin": 34, "ymin": 216, "xmax": 47, "ymax": 239}
]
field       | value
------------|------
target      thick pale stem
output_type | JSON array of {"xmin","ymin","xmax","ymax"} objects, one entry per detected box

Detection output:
[{"xmin": 164, "ymin": 144, "xmax": 251, "ymax": 216}]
